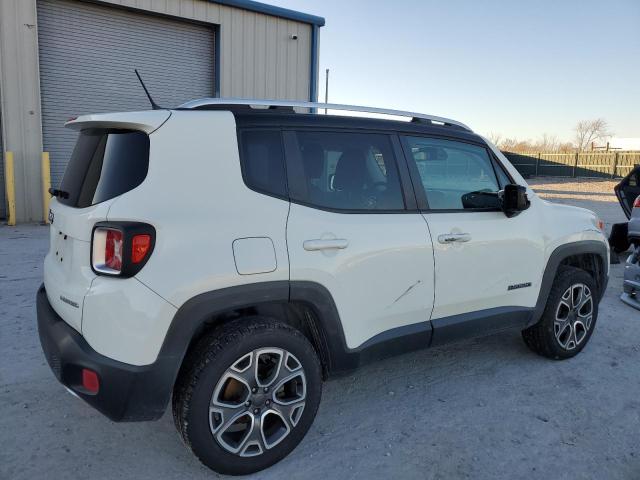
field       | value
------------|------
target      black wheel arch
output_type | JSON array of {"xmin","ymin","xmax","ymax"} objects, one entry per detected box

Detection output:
[
  {"xmin": 528, "ymin": 240, "xmax": 608, "ymax": 328},
  {"xmin": 153, "ymin": 240, "xmax": 608, "ymax": 419}
]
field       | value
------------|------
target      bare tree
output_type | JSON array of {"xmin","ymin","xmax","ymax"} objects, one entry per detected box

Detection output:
[
  {"xmin": 537, "ymin": 133, "xmax": 560, "ymax": 152},
  {"xmin": 574, "ymin": 119, "xmax": 612, "ymax": 151},
  {"xmin": 486, "ymin": 131, "xmax": 503, "ymax": 147}
]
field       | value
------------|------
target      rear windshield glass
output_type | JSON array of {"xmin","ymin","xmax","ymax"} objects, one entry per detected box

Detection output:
[{"xmin": 58, "ymin": 129, "xmax": 149, "ymax": 208}]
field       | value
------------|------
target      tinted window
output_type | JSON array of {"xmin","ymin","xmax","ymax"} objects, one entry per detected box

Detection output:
[
  {"xmin": 239, "ymin": 130, "xmax": 287, "ymax": 198},
  {"xmin": 494, "ymin": 161, "xmax": 512, "ymax": 188},
  {"xmin": 291, "ymin": 131, "xmax": 404, "ymax": 211},
  {"xmin": 59, "ymin": 129, "xmax": 149, "ymax": 208},
  {"xmin": 403, "ymin": 136, "xmax": 502, "ymax": 210}
]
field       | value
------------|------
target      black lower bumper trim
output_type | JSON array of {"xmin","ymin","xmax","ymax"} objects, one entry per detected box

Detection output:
[{"xmin": 36, "ymin": 284, "xmax": 175, "ymax": 421}]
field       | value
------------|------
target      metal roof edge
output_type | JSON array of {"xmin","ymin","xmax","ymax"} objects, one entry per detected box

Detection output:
[{"xmin": 210, "ymin": 0, "xmax": 325, "ymax": 26}]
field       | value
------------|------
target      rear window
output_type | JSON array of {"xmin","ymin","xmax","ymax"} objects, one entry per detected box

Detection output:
[{"xmin": 58, "ymin": 129, "xmax": 149, "ymax": 208}]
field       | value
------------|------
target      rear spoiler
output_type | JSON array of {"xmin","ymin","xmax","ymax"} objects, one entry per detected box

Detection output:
[{"xmin": 65, "ymin": 110, "xmax": 171, "ymax": 134}]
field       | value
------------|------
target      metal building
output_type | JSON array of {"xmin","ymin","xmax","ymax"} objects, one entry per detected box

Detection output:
[{"xmin": 0, "ymin": 0, "xmax": 324, "ymax": 222}]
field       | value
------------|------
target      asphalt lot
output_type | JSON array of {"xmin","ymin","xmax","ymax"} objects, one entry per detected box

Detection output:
[{"xmin": 1, "ymin": 178, "xmax": 639, "ymax": 480}]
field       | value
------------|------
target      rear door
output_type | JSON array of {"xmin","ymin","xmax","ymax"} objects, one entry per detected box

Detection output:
[
  {"xmin": 400, "ymin": 135, "xmax": 543, "ymax": 324},
  {"xmin": 285, "ymin": 129, "xmax": 435, "ymax": 350},
  {"xmin": 44, "ymin": 127, "xmax": 152, "ymax": 331},
  {"xmin": 615, "ymin": 166, "xmax": 640, "ymax": 219}
]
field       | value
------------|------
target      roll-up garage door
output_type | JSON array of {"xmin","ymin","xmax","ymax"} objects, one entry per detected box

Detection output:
[{"xmin": 37, "ymin": 0, "xmax": 215, "ymax": 188}]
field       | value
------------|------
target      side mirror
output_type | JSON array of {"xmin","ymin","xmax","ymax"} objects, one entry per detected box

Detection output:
[{"xmin": 502, "ymin": 184, "xmax": 530, "ymax": 217}]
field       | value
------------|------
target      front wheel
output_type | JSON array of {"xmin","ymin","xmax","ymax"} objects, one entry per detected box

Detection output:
[
  {"xmin": 522, "ymin": 266, "xmax": 599, "ymax": 359},
  {"xmin": 173, "ymin": 317, "xmax": 322, "ymax": 475}
]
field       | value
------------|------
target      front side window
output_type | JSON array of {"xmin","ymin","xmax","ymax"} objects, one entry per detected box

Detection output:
[
  {"xmin": 239, "ymin": 130, "xmax": 287, "ymax": 198},
  {"xmin": 290, "ymin": 131, "xmax": 405, "ymax": 211},
  {"xmin": 402, "ymin": 136, "xmax": 502, "ymax": 210}
]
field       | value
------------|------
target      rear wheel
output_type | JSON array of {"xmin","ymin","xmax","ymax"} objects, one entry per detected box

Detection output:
[
  {"xmin": 173, "ymin": 317, "xmax": 322, "ymax": 475},
  {"xmin": 522, "ymin": 266, "xmax": 598, "ymax": 359}
]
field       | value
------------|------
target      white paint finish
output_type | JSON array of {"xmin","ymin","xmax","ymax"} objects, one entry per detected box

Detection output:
[
  {"xmin": 43, "ymin": 234, "xmax": 94, "ymax": 333},
  {"xmin": 425, "ymin": 206, "xmax": 545, "ymax": 319},
  {"xmin": 43, "ymin": 197, "xmax": 114, "ymax": 332},
  {"xmin": 39, "ymin": 108, "xmax": 611, "ymax": 369},
  {"xmin": 287, "ymin": 204, "xmax": 435, "ymax": 349},
  {"xmin": 107, "ymin": 111, "xmax": 290, "ymax": 309},
  {"xmin": 82, "ymin": 276, "xmax": 177, "ymax": 365},
  {"xmin": 65, "ymin": 110, "xmax": 171, "ymax": 133},
  {"xmin": 426, "ymin": 190, "xmax": 609, "ymax": 320},
  {"xmin": 233, "ymin": 237, "xmax": 277, "ymax": 275}
]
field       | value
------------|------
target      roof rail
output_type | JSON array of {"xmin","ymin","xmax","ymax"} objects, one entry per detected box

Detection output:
[{"xmin": 176, "ymin": 98, "xmax": 472, "ymax": 131}]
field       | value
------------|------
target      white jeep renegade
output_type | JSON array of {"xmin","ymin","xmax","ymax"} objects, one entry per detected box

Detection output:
[{"xmin": 37, "ymin": 99, "xmax": 609, "ymax": 475}]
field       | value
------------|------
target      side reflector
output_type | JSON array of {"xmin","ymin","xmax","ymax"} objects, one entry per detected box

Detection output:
[
  {"xmin": 82, "ymin": 368, "xmax": 100, "ymax": 394},
  {"xmin": 131, "ymin": 234, "xmax": 152, "ymax": 264},
  {"xmin": 634, "ymin": 195, "xmax": 640, "ymax": 209}
]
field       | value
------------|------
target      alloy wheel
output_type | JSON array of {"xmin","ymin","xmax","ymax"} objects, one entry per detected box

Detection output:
[
  {"xmin": 209, "ymin": 348, "xmax": 306, "ymax": 457},
  {"xmin": 554, "ymin": 283, "xmax": 593, "ymax": 351}
]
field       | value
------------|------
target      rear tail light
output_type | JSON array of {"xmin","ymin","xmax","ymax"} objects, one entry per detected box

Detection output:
[
  {"xmin": 91, "ymin": 222, "xmax": 155, "ymax": 277},
  {"xmin": 92, "ymin": 228, "xmax": 123, "ymax": 274},
  {"xmin": 634, "ymin": 195, "xmax": 640, "ymax": 209},
  {"xmin": 131, "ymin": 234, "xmax": 152, "ymax": 264}
]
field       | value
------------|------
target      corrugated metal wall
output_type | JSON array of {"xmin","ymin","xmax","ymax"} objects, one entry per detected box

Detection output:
[
  {"xmin": 37, "ymin": 0, "xmax": 216, "ymax": 188},
  {"xmin": 0, "ymin": 97, "xmax": 5, "ymax": 219},
  {"xmin": 0, "ymin": 0, "xmax": 315, "ymax": 222},
  {"xmin": 100, "ymin": 0, "xmax": 312, "ymax": 101}
]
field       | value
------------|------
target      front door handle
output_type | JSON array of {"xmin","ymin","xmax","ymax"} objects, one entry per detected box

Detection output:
[
  {"xmin": 303, "ymin": 239, "xmax": 349, "ymax": 251},
  {"xmin": 437, "ymin": 233, "xmax": 471, "ymax": 244}
]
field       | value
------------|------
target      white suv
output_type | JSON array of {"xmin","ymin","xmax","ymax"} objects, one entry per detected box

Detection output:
[{"xmin": 37, "ymin": 99, "xmax": 609, "ymax": 475}]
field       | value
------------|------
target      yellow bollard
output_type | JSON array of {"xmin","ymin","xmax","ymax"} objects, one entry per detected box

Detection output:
[
  {"xmin": 4, "ymin": 151, "xmax": 16, "ymax": 226},
  {"xmin": 42, "ymin": 152, "xmax": 52, "ymax": 224}
]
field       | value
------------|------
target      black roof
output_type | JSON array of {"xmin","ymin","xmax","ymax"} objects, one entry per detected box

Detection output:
[{"xmin": 232, "ymin": 112, "xmax": 483, "ymax": 144}]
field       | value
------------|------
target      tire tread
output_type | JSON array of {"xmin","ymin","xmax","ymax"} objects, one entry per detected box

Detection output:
[{"xmin": 522, "ymin": 265, "xmax": 597, "ymax": 360}]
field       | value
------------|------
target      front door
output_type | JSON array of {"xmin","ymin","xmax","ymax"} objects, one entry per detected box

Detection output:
[
  {"xmin": 401, "ymin": 135, "xmax": 543, "ymax": 321},
  {"xmin": 284, "ymin": 130, "xmax": 435, "ymax": 350}
]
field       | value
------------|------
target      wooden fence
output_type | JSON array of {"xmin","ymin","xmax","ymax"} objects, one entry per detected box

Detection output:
[{"xmin": 502, "ymin": 151, "xmax": 640, "ymax": 179}]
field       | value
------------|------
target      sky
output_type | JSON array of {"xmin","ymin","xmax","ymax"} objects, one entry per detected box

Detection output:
[{"xmin": 267, "ymin": 0, "xmax": 639, "ymax": 143}]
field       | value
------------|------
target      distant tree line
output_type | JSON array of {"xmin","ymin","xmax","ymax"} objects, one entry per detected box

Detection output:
[{"xmin": 488, "ymin": 118, "xmax": 612, "ymax": 153}]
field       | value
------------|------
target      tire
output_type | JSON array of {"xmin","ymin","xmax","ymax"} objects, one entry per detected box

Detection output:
[
  {"xmin": 522, "ymin": 266, "xmax": 599, "ymax": 360},
  {"xmin": 173, "ymin": 317, "xmax": 322, "ymax": 475}
]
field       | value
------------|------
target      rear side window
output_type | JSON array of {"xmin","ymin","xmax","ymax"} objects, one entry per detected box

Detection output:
[
  {"xmin": 239, "ymin": 130, "xmax": 287, "ymax": 198},
  {"xmin": 402, "ymin": 136, "xmax": 502, "ymax": 210},
  {"xmin": 59, "ymin": 129, "xmax": 149, "ymax": 208},
  {"xmin": 288, "ymin": 131, "xmax": 405, "ymax": 211}
]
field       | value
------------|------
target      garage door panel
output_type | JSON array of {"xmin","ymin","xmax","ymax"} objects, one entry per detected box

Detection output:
[{"xmin": 37, "ymin": 0, "xmax": 215, "ymax": 188}]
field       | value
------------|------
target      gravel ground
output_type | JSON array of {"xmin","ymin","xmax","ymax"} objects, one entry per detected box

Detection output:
[{"xmin": 1, "ymin": 178, "xmax": 639, "ymax": 480}]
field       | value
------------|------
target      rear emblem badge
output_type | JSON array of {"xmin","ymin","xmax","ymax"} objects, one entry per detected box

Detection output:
[
  {"xmin": 59, "ymin": 295, "xmax": 79, "ymax": 308},
  {"xmin": 48, "ymin": 209, "xmax": 54, "ymax": 224}
]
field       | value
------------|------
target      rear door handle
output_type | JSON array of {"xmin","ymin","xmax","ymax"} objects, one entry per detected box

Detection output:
[
  {"xmin": 303, "ymin": 239, "xmax": 349, "ymax": 251},
  {"xmin": 437, "ymin": 233, "xmax": 471, "ymax": 244}
]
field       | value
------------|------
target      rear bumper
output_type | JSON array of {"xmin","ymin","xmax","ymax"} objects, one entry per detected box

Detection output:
[{"xmin": 36, "ymin": 284, "xmax": 174, "ymax": 421}]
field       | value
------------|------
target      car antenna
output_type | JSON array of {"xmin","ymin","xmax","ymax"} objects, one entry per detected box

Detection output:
[{"xmin": 134, "ymin": 69, "xmax": 163, "ymax": 110}]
